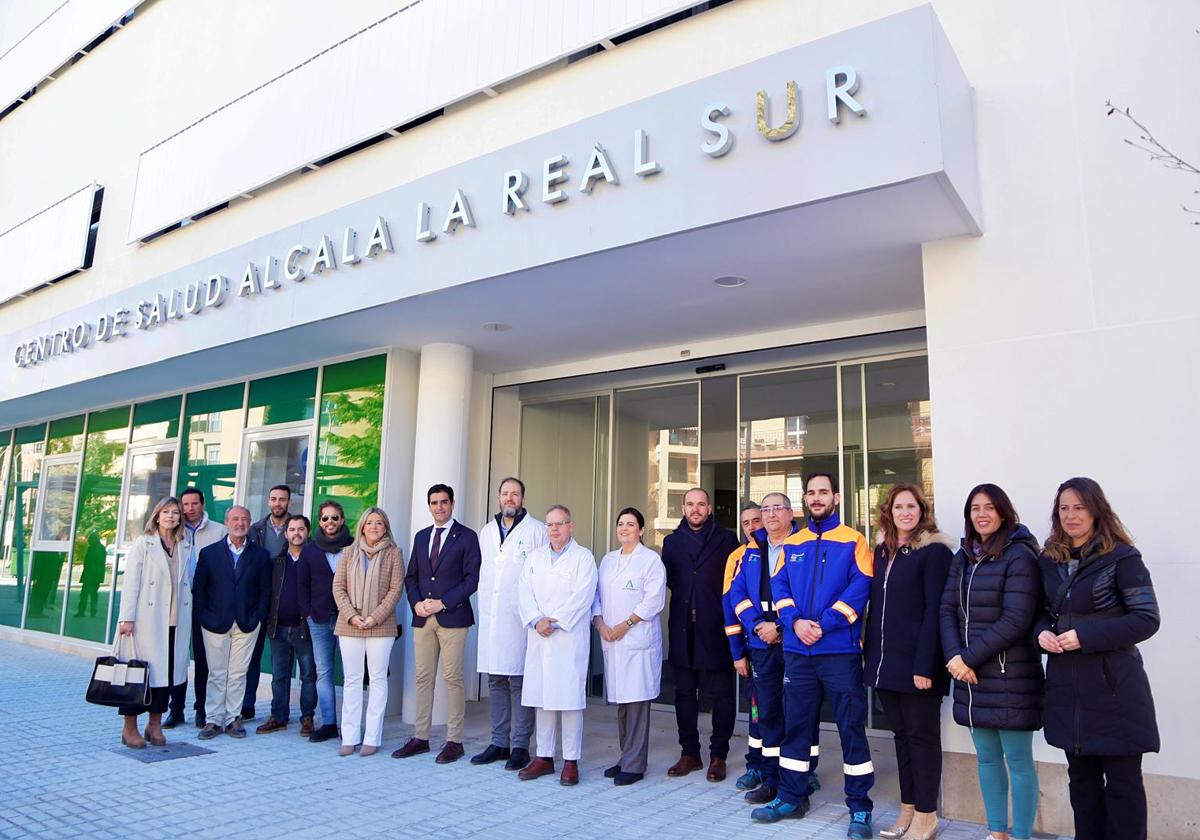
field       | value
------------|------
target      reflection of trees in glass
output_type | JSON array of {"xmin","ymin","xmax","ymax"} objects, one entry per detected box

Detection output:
[
  {"xmin": 72, "ymin": 433, "xmax": 126, "ymax": 574},
  {"xmin": 317, "ymin": 383, "xmax": 383, "ymax": 527}
]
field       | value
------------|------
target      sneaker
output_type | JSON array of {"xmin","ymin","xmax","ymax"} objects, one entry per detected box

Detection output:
[
  {"xmin": 736, "ymin": 768, "xmax": 763, "ymax": 791},
  {"xmin": 744, "ymin": 785, "xmax": 777, "ymax": 805},
  {"xmin": 847, "ymin": 811, "xmax": 873, "ymax": 839},
  {"xmin": 751, "ymin": 798, "xmax": 809, "ymax": 824},
  {"xmin": 197, "ymin": 723, "xmax": 221, "ymax": 741}
]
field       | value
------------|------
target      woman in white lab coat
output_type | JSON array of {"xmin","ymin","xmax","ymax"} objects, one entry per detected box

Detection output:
[{"xmin": 592, "ymin": 507, "xmax": 667, "ymax": 786}]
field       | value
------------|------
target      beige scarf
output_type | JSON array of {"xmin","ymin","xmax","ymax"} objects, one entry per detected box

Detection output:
[{"xmin": 346, "ymin": 536, "xmax": 393, "ymax": 615}]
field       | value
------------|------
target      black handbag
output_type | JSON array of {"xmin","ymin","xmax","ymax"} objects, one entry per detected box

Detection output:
[{"xmin": 86, "ymin": 634, "xmax": 151, "ymax": 709}]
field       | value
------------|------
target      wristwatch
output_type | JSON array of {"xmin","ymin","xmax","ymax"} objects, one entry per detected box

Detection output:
[{"xmin": 625, "ymin": 618, "xmax": 635, "ymax": 627}]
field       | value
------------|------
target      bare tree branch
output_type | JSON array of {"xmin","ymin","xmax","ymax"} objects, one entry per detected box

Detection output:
[{"xmin": 1106, "ymin": 99, "xmax": 1200, "ymax": 221}]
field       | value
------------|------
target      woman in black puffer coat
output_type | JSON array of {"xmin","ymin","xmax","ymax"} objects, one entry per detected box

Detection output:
[
  {"xmin": 939, "ymin": 483, "xmax": 1043, "ymax": 840},
  {"xmin": 1035, "ymin": 477, "xmax": 1159, "ymax": 840}
]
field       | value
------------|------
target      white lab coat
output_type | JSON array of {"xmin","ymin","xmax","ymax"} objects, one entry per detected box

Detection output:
[
  {"xmin": 518, "ymin": 539, "xmax": 598, "ymax": 711},
  {"xmin": 477, "ymin": 513, "xmax": 548, "ymax": 675},
  {"xmin": 591, "ymin": 543, "xmax": 667, "ymax": 704}
]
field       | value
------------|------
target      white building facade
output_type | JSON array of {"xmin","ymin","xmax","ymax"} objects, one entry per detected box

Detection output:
[{"xmin": 0, "ymin": 1, "xmax": 1195, "ymax": 834}]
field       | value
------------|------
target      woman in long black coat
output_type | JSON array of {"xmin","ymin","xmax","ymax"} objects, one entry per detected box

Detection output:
[
  {"xmin": 864, "ymin": 483, "xmax": 954, "ymax": 840},
  {"xmin": 1035, "ymin": 477, "xmax": 1159, "ymax": 840},
  {"xmin": 939, "ymin": 483, "xmax": 1043, "ymax": 840}
]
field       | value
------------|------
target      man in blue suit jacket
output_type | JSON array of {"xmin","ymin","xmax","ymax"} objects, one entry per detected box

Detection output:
[
  {"xmin": 393, "ymin": 484, "xmax": 481, "ymax": 764},
  {"xmin": 192, "ymin": 505, "xmax": 271, "ymax": 740}
]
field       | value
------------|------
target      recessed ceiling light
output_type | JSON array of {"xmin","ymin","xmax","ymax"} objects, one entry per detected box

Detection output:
[
  {"xmin": 482, "ymin": 322, "xmax": 512, "ymax": 332},
  {"xmin": 713, "ymin": 275, "xmax": 747, "ymax": 288}
]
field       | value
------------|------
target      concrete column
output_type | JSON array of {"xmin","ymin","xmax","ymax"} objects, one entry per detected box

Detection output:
[{"xmin": 400, "ymin": 343, "xmax": 474, "ymax": 726}]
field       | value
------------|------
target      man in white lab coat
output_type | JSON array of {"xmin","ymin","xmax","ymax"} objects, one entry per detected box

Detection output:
[
  {"xmin": 472, "ymin": 477, "xmax": 548, "ymax": 771},
  {"xmin": 516, "ymin": 504, "xmax": 598, "ymax": 787}
]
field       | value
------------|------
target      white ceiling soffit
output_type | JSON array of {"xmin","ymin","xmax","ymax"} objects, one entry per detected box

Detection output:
[
  {"xmin": 0, "ymin": 183, "xmax": 100, "ymax": 304},
  {"xmin": 0, "ymin": 0, "xmax": 143, "ymax": 115},
  {"xmin": 126, "ymin": 0, "xmax": 706, "ymax": 243}
]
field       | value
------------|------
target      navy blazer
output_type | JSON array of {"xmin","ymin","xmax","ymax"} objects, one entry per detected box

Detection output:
[
  {"xmin": 296, "ymin": 541, "xmax": 342, "ymax": 625},
  {"xmin": 192, "ymin": 539, "xmax": 271, "ymax": 634},
  {"xmin": 662, "ymin": 516, "xmax": 740, "ymax": 671},
  {"xmin": 405, "ymin": 520, "xmax": 481, "ymax": 629}
]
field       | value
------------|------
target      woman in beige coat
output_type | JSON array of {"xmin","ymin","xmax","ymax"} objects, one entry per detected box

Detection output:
[
  {"xmin": 116, "ymin": 496, "xmax": 192, "ymax": 748},
  {"xmin": 331, "ymin": 506, "xmax": 404, "ymax": 756}
]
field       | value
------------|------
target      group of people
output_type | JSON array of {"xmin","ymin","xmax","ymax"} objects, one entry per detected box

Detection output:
[{"xmin": 111, "ymin": 473, "xmax": 1158, "ymax": 840}]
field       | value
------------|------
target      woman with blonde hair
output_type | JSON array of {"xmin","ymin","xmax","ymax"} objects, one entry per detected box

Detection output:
[
  {"xmin": 331, "ymin": 506, "xmax": 404, "ymax": 756},
  {"xmin": 864, "ymin": 483, "xmax": 954, "ymax": 839},
  {"xmin": 115, "ymin": 496, "xmax": 192, "ymax": 748}
]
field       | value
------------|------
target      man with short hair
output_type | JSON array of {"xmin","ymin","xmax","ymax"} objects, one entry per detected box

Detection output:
[
  {"xmin": 166, "ymin": 486, "xmax": 226, "ymax": 729},
  {"xmin": 472, "ymin": 476, "xmax": 547, "ymax": 770},
  {"xmin": 193, "ymin": 505, "xmax": 271, "ymax": 740},
  {"xmin": 393, "ymin": 484, "xmax": 481, "ymax": 763},
  {"xmin": 755, "ymin": 473, "xmax": 874, "ymax": 840},
  {"xmin": 516, "ymin": 505, "xmax": 598, "ymax": 787},
  {"xmin": 723, "ymin": 503, "xmax": 764, "ymax": 791},
  {"xmin": 662, "ymin": 487, "xmax": 740, "ymax": 782},
  {"xmin": 256, "ymin": 514, "xmax": 318, "ymax": 736},
  {"xmin": 242, "ymin": 484, "xmax": 293, "ymax": 719}
]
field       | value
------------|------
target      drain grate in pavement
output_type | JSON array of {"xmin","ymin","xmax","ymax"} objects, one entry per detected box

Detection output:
[{"xmin": 110, "ymin": 741, "xmax": 216, "ymax": 763}]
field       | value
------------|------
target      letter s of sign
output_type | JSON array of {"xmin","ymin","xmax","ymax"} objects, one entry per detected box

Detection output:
[{"xmin": 701, "ymin": 103, "xmax": 733, "ymax": 157}]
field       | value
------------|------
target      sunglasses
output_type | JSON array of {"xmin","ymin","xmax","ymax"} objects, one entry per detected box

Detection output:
[{"xmin": 320, "ymin": 514, "xmax": 343, "ymax": 522}]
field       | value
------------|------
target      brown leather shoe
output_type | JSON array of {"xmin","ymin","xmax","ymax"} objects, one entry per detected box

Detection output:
[
  {"xmin": 391, "ymin": 737, "xmax": 430, "ymax": 759},
  {"xmin": 299, "ymin": 717, "xmax": 314, "ymax": 737},
  {"xmin": 436, "ymin": 741, "xmax": 465, "ymax": 764},
  {"xmin": 706, "ymin": 756, "xmax": 727, "ymax": 782},
  {"xmin": 560, "ymin": 759, "xmax": 579, "ymax": 786},
  {"xmin": 667, "ymin": 753, "xmax": 704, "ymax": 777},
  {"xmin": 518, "ymin": 756, "xmax": 556, "ymax": 780},
  {"xmin": 255, "ymin": 716, "xmax": 287, "ymax": 734}
]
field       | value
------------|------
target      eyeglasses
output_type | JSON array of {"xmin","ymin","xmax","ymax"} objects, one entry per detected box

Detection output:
[
  {"xmin": 546, "ymin": 521, "xmax": 571, "ymax": 528},
  {"xmin": 760, "ymin": 504, "xmax": 792, "ymax": 514},
  {"xmin": 320, "ymin": 515, "xmax": 342, "ymax": 523}
]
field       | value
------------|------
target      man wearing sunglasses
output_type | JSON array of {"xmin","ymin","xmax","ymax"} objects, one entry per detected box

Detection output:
[{"xmin": 297, "ymin": 499, "xmax": 354, "ymax": 742}]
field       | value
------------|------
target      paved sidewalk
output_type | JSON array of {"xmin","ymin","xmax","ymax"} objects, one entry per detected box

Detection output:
[{"xmin": 0, "ymin": 638, "xmax": 1066, "ymax": 839}]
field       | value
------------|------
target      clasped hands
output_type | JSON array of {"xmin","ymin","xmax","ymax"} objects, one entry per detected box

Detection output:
[
  {"xmin": 1037, "ymin": 628, "xmax": 1080, "ymax": 654},
  {"xmin": 349, "ymin": 614, "xmax": 379, "ymax": 630},
  {"xmin": 945, "ymin": 654, "xmax": 978, "ymax": 684},
  {"xmin": 791, "ymin": 619, "xmax": 823, "ymax": 646},
  {"xmin": 413, "ymin": 598, "xmax": 445, "ymax": 618},
  {"xmin": 593, "ymin": 617, "xmax": 633, "ymax": 643}
]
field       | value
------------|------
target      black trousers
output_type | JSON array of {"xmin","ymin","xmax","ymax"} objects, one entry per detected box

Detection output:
[
  {"xmin": 169, "ymin": 612, "xmax": 207, "ymax": 716},
  {"xmin": 673, "ymin": 663, "xmax": 736, "ymax": 760},
  {"xmin": 119, "ymin": 627, "xmax": 176, "ymax": 716},
  {"xmin": 240, "ymin": 619, "xmax": 269, "ymax": 715},
  {"xmin": 1066, "ymin": 752, "xmax": 1147, "ymax": 840},
  {"xmin": 876, "ymin": 688, "xmax": 942, "ymax": 813}
]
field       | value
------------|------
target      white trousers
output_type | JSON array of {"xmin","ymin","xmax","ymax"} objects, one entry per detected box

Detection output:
[
  {"xmin": 535, "ymin": 708, "xmax": 584, "ymax": 760},
  {"xmin": 339, "ymin": 635, "xmax": 394, "ymax": 747},
  {"xmin": 202, "ymin": 623, "xmax": 260, "ymax": 727}
]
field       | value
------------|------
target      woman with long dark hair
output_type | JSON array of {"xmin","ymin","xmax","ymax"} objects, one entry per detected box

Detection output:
[
  {"xmin": 865, "ymin": 483, "xmax": 954, "ymax": 839},
  {"xmin": 1035, "ymin": 477, "xmax": 1159, "ymax": 840},
  {"xmin": 939, "ymin": 484, "xmax": 1043, "ymax": 840}
]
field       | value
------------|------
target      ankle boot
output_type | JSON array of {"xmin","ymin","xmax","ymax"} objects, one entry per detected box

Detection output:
[
  {"xmin": 880, "ymin": 803, "xmax": 915, "ymax": 838},
  {"xmin": 145, "ymin": 712, "xmax": 167, "ymax": 746},
  {"xmin": 121, "ymin": 716, "xmax": 146, "ymax": 749},
  {"xmin": 907, "ymin": 811, "xmax": 939, "ymax": 840}
]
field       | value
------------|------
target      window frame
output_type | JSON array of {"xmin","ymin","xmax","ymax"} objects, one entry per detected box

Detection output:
[
  {"xmin": 31, "ymin": 452, "xmax": 83, "ymax": 552},
  {"xmin": 116, "ymin": 440, "xmax": 178, "ymax": 549},
  {"xmin": 235, "ymin": 419, "xmax": 317, "ymax": 517}
]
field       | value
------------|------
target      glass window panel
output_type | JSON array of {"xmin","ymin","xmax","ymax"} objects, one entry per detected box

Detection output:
[
  {"xmin": 24, "ymin": 550, "xmax": 69, "ymax": 633},
  {"xmin": 315, "ymin": 356, "xmax": 385, "ymax": 529},
  {"xmin": 1, "ymin": 426, "xmax": 44, "ymax": 627},
  {"xmin": 123, "ymin": 449, "xmax": 176, "ymax": 545},
  {"xmin": 64, "ymin": 408, "xmax": 129, "ymax": 642},
  {"xmin": 841, "ymin": 364, "xmax": 867, "ymax": 535},
  {"xmin": 179, "ymin": 385, "xmax": 244, "ymax": 523},
  {"xmin": 131, "ymin": 395, "xmax": 181, "ymax": 442},
  {"xmin": 863, "ymin": 356, "xmax": 934, "ymax": 542},
  {"xmin": 46, "ymin": 415, "xmax": 85, "ymax": 455},
  {"xmin": 243, "ymin": 434, "xmax": 309, "ymax": 519},
  {"xmin": 36, "ymin": 459, "xmax": 79, "ymax": 546},
  {"xmin": 739, "ymin": 366, "xmax": 838, "ymax": 512},
  {"xmin": 247, "ymin": 369, "xmax": 317, "ymax": 426}
]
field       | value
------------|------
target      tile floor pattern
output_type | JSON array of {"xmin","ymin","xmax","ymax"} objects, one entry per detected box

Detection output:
[{"xmin": 0, "ymin": 638, "xmax": 1069, "ymax": 839}]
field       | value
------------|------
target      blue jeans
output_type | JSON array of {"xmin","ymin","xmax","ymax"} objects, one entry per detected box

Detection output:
[
  {"xmin": 970, "ymin": 728, "xmax": 1037, "ymax": 839},
  {"xmin": 308, "ymin": 617, "xmax": 338, "ymax": 727},
  {"xmin": 270, "ymin": 623, "xmax": 316, "ymax": 722}
]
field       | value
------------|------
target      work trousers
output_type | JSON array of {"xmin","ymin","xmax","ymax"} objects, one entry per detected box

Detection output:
[
  {"xmin": 750, "ymin": 645, "xmax": 787, "ymax": 786},
  {"xmin": 1066, "ymin": 752, "xmax": 1147, "ymax": 840},
  {"xmin": 970, "ymin": 728, "xmax": 1037, "ymax": 840},
  {"xmin": 412, "ymin": 615, "xmax": 468, "ymax": 742},
  {"xmin": 202, "ymin": 623, "xmax": 261, "ymax": 728},
  {"xmin": 339, "ymin": 635, "xmax": 394, "ymax": 748},
  {"xmin": 536, "ymin": 708, "xmax": 584, "ymax": 761},
  {"xmin": 780, "ymin": 652, "xmax": 873, "ymax": 813},
  {"xmin": 673, "ymin": 663, "xmax": 735, "ymax": 760},
  {"xmin": 742, "ymin": 665, "xmax": 763, "ymax": 774},
  {"xmin": 616, "ymin": 700, "xmax": 652, "ymax": 774},
  {"xmin": 488, "ymin": 674, "xmax": 535, "ymax": 750},
  {"xmin": 876, "ymin": 689, "xmax": 943, "ymax": 813}
]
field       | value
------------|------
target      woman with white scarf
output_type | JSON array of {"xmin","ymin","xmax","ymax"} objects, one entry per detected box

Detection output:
[{"xmin": 331, "ymin": 506, "xmax": 404, "ymax": 756}]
